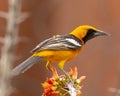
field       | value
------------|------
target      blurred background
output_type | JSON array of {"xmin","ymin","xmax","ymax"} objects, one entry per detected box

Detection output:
[{"xmin": 0, "ymin": 0, "xmax": 120, "ymax": 96}]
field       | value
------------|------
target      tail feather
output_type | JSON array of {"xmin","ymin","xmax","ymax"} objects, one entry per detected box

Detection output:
[{"xmin": 12, "ymin": 56, "xmax": 41, "ymax": 76}]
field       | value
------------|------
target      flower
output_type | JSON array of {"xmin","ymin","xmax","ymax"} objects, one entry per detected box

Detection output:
[{"xmin": 42, "ymin": 67, "xmax": 86, "ymax": 96}]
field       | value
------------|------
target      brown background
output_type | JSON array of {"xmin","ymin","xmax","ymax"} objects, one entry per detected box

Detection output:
[{"xmin": 0, "ymin": 0, "xmax": 120, "ymax": 96}]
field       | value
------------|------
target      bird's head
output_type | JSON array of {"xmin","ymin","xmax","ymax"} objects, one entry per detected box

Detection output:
[{"xmin": 70, "ymin": 25, "xmax": 109, "ymax": 43}]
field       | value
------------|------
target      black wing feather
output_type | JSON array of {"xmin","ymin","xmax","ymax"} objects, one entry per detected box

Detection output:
[{"xmin": 31, "ymin": 34, "xmax": 83, "ymax": 52}]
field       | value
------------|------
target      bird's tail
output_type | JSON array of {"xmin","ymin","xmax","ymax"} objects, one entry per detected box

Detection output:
[{"xmin": 12, "ymin": 56, "xmax": 42, "ymax": 76}]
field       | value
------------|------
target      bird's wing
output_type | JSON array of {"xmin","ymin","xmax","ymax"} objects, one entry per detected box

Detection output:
[{"xmin": 31, "ymin": 34, "xmax": 83, "ymax": 52}]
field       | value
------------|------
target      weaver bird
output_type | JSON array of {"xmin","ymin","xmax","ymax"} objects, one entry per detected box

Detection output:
[{"xmin": 12, "ymin": 25, "xmax": 109, "ymax": 76}]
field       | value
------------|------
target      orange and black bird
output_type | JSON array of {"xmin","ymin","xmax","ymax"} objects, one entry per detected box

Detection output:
[{"xmin": 12, "ymin": 25, "xmax": 109, "ymax": 76}]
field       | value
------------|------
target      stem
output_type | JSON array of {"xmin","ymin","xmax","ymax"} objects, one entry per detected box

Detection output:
[{"xmin": 0, "ymin": 0, "xmax": 22, "ymax": 96}]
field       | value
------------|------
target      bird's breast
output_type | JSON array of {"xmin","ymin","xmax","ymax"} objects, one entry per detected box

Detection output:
[{"xmin": 42, "ymin": 49, "xmax": 82, "ymax": 62}]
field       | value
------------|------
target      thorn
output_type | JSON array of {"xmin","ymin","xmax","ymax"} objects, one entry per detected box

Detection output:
[
  {"xmin": 109, "ymin": 88, "xmax": 120, "ymax": 95},
  {"xmin": 16, "ymin": 13, "xmax": 29, "ymax": 24},
  {"xmin": 0, "ymin": 11, "xmax": 8, "ymax": 19}
]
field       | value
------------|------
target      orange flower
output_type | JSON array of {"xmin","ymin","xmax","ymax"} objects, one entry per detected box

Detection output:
[
  {"xmin": 42, "ymin": 67, "xmax": 86, "ymax": 96},
  {"xmin": 42, "ymin": 78, "xmax": 59, "ymax": 96},
  {"xmin": 69, "ymin": 67, "xmax": 78, "ymax": 79},
  {"xmin": 51, "ymin": 66, "xmax": 58, "ymax": 78}
]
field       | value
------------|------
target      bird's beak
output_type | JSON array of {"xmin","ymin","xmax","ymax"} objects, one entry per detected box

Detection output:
[
  {"xmin": 83, "ymin": 30, "xmax": 110, "ymax": 43},
  {"xmin": 94, "ymin": 30, "xmax": 110, "ymax": 36}
]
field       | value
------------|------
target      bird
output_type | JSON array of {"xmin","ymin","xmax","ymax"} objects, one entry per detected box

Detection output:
[{"xmin": 12, "ymin": 25, "xmax": 109, "ymax": 76}]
